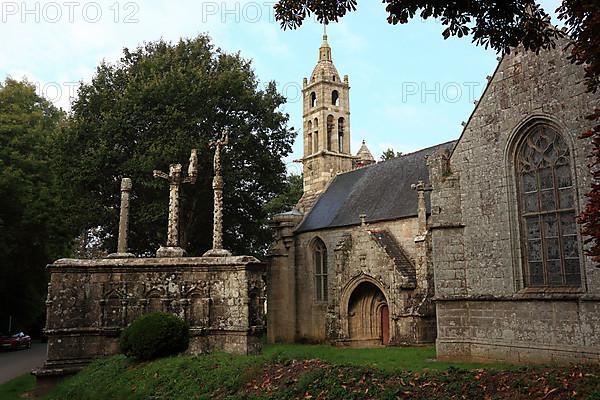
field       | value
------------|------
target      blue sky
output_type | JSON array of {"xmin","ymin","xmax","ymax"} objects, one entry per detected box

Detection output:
[{"xmin": 0, "ymin": 0, "xmax": 562, "ymax": 173}]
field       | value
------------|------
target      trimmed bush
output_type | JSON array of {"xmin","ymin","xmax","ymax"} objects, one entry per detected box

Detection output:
[{"xmin": 119, "ymin": 312, "xmax": 189, "ymax": 361}]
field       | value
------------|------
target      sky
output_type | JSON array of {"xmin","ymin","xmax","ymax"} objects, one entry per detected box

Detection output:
[{"xmin": 0, "ymin": 0, "xmax": 563, "ymax": 174}]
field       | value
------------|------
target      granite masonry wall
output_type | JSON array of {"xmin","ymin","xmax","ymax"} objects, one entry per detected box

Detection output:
[
  {"xmin": 429, "ymin": 42, "xmax": 600, "ymax": 364},
  {"xmin": 269, "ymin": 216, "xmax": 435, "ymax": 346},
  {"xmin": 36, "ymin": 256, "xmax": 266, "ymax": 379}
]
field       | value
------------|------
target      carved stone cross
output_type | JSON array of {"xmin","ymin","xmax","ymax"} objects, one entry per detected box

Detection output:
[
  {"xmin": 203, "ymin": 130, "xmax": 232, "ymax": 257},
  {"xmin": 411, "ymin": 180, "xmax": 432, "ymax": 235},
  {"xmin": 154, "ymin": 149, "xmax": 198, "ymax": 257}
]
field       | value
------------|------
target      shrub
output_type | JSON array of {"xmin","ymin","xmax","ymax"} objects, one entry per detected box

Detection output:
[{"xmin": 119, "ymin": 312, "xmax": 189, "ymax": 361}]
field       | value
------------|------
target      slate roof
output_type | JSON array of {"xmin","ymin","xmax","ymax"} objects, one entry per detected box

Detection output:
[
  {"xmin": 369, "ymin": 230, "xmax": 416, "ymax": 288},
  {"xmin": 295, "ymin": 141, "xmax": 456, "ymax": 233}
]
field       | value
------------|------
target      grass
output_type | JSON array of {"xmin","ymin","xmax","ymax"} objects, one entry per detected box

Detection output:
[
  {"xmin": 0, "ymin": 373, "xmax": 35, "ymax": 400},
  {"xmin": 2, "ymin": 344, "xmax": 597, "ymax": 399},
  {"xmin": 262, "ymin": 343, "xmax": 506, "ymax": 372},
  {"xmin": 44, "ymin": 353, "xmax": 264, "ymax": 400},
  {"xmin": 42, "ymin": 344, "xmax": 511, "ymax": 399}
]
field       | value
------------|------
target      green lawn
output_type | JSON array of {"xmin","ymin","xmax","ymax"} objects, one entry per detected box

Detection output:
[
  {"xmin": 2, "ymin": 344, "xmax": 596, "ymax": 400},
  {"xmin": 262, "ymin": 343, "xmax": 504, "ymax": 372},
  {"xmin": 0, "ymin": 373, "xmax": 35, "ymax": 400}
]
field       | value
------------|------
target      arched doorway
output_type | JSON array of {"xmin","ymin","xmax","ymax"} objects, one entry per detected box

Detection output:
[{"xmin": 347, "ymin": 282, "xmax": 390, "ymax": 346}]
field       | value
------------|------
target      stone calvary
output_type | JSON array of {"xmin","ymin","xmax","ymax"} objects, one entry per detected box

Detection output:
[{"xmin": 34, "ymin": 137, "xmax": 266, "ymax": 387}]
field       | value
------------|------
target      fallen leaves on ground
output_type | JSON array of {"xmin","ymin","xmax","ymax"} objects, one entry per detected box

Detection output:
[{"xmin": 240, "ymin": 360, "xmax": 600, "ymax": 399}]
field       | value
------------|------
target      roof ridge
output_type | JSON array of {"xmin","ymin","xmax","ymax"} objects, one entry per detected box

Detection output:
[
  {"xmin": 295, "ymin": 140, "xmax": 454, "ymax": 233},
  {"xmin": 333, "ymin": 139, "xmax": 458, "ymax": 177}
]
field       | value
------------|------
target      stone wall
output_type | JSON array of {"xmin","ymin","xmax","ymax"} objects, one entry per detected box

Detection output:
[
  {"xmin": 437, "ymin": 298, "xmax": 600, "ymax": 364},
  {"xmin": 269, "ymin": 216, "xmax": 435, "ymax": 345},
  {"xmin": 430, "ymin": 42, "xmax": 600, "ymax": 364},
  {"xmin": 267, "ymin": 212, "xmax": 303, "ymax": 343},
  {"xmin": 298, "ymin": 152, "xmax": 355, "ymax": 212},
  {"xmin": 36, "ymin": 256, "xmax": 266, "ymax": 378}
]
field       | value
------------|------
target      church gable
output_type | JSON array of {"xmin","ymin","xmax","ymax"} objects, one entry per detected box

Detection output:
[
  {"xmin": 452, "ymin": 39, "xmax": 593, "ymax": 159},
  {"xmin": 333, "ymin": 228, "xmax": 416, "ymax": 290},
  {"xmin": 434, "ymin": 41, "xmax": 597, "ymax": 296},
  {"xmin": 429, "ymin": 42, "xmax": 600, "ymax": 364}
]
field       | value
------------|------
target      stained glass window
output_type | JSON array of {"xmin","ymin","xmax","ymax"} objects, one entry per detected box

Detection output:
[{"xmin": 517, "ymin": 126, "xmax": 581, "ymax": 287}]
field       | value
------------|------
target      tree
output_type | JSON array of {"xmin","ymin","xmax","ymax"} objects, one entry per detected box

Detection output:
[
  {"xmin": 263, "ymin": 173, "xmax": 303, "ymax": 216},
  {"xmin": 55, "ymin": 36, "xmax": 296, "ymax": 257},
  {"xmin": 0, "ymin": 78, "xmax": 70, "ymax": 335},
  {"xmin": 380, "ymin": 148, "xmax": 403, "ymax": 161},
  {"xmin": 274, "ymin": 0, "xmax": 600, "ymax": 262}
]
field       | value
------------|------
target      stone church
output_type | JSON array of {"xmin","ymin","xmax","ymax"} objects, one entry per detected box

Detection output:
[{"xmin": 268, "ymin": 34, "xmax": 600, "ymax": 363}]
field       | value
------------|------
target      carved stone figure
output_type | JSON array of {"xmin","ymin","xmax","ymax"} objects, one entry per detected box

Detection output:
[{"xmin": 154, "ymin": 149, "xmax": 198, "ymax": 257}]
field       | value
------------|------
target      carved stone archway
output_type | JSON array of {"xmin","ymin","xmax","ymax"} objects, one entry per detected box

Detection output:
[{"xmin": 339, "ymin": 276, "xmax": 391, "ymax": 346}]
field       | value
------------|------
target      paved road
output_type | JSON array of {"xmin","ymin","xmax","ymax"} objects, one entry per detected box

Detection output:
[{"xmin": 0, "ymin": 343, "xmax": 47, "ymax": 384}]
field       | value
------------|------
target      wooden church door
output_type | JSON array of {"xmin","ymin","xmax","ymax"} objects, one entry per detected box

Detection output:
[{"xmin": 381, "ymin": 304, "xmax": 390, "ymax": 345}]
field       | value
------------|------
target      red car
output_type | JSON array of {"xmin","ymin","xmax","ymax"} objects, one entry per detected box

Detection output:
[{"xmin": 0, "ymin": 332, "xmax": 31, "ymax": 350}]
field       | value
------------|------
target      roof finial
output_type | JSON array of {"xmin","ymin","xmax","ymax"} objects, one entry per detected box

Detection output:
[{"xmin": 323, "ymin": 22, "xmax": 327, "ymax": 38}]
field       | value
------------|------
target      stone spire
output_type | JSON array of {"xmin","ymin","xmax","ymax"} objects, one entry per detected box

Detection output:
[
  {"xmin": 319, "ymin": 33, "xmax": 332, "ymax": 62},
  {"xmin": 355, "ymin": 140, "xmax": 375, "ymax": 168},
  {"xmin": 310, "ymin": 34, "xmax": 339, "ymax": 83}
]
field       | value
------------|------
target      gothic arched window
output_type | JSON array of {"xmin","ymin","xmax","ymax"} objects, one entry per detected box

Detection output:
[
  {"xmin": 332, "ymin": 90, "xmax": 339, "ymax": 106},
  {"xmin": 312, "ymin": 238, "xmax": 328, "ymax": 302},
  {"xmin": 310, "ymin": 92, "xmax": 317, "ymax": 107},
  {"xmin": 517, "ymin": 125, "xmax": 581, "ymax": 287}
]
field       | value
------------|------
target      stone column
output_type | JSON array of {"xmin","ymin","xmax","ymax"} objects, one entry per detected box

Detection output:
[
  {"xmin": 107, "ymin": 178, "xmax": 134, "ymax": 258},
  {"xmin": 212, "ymin": 174, "xmax": 224, "ymax": 250},
  {"xmin": 166, "ymin": 164, "xmax": 182, "ymax": 248},
  {"xmin": 117, "ymin": 178, "xmax": 132, "ymax": 253},
  {"xmin": 267, "ymin": 211, "xmax": 303, "ymax": 343},
  {"xmin": 204, "ymin": 131, "xmax": 232, "ymax": 257},
  {"xmin": 411, "ymin": 180, "xmax": 431, "ymax": 237}
]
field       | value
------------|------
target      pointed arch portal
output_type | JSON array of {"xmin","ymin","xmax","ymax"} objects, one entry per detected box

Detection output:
[{"xmin": 347, "ymin": 281, "xmax": 389, "ymax": 345}]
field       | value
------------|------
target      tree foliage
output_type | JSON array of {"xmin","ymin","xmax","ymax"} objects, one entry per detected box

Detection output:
[
  {"xmin": 55, "ymin": 35, "xmax": 296, "ymax": 257},
  {"xmin": 0, "ymin": 79, "xmax": 69, "ymax": 334},
  {"xmin": 263, "ymin": 173, "xmax": 303, "ymax": 216},
  {"xmin": 274, "ymin": 0, "xmax": 563, "ymax": 53},
  {"xmin": 380, "ymin": 148, "xmax": 403, "ymax": 161},
  {"xmin": 557, "ymin": 0, "xmax": 600, "ymax": 262},
  {"xmin": 274, "ymin": 0, "xmax": 600, "ymax": 263}
]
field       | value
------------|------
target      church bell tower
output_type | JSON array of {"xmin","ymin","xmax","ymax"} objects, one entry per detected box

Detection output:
[{"xmin": 297, "ymin": 33, "xmax": 355, "ymax": 211}]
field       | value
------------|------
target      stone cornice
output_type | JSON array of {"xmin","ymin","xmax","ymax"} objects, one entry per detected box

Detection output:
[
  {"xmin": 47, "ymin": 256, "xmax": 264, "ymax": 273},
  {"xmin": 434, "ymin": 293, "xmax": 600, "ymax": 302}
]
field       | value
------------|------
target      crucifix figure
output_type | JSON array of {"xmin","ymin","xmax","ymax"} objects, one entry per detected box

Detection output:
[
  {"xmin": 203, "ymin": 129, "xmax": 232, "ymax": 257},
  {"xmin": 154, "ymin": 149, "xmax": 198, "ymax": 257}
]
